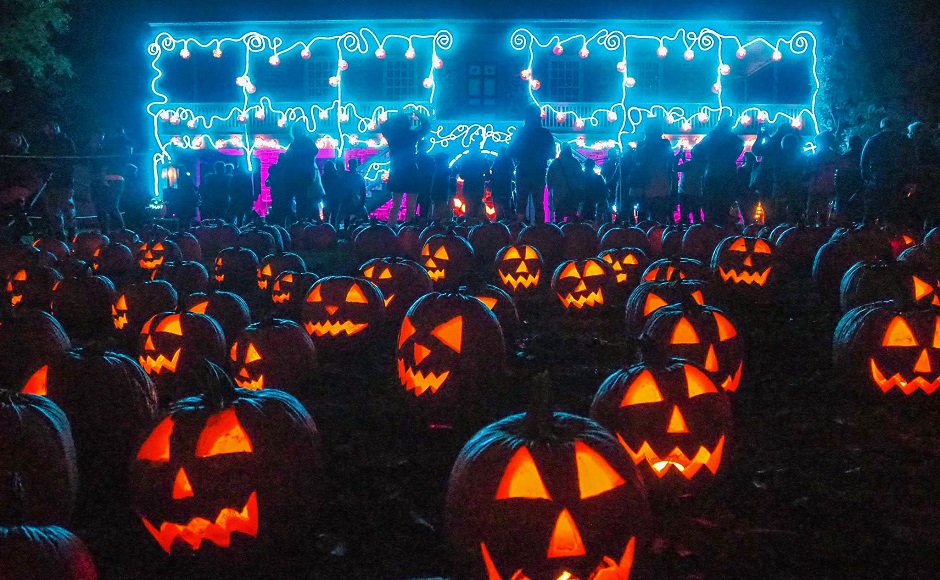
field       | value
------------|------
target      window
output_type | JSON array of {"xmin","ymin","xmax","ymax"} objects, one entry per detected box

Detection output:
[
  {"xmin": 468, "ymin": 63, "xmax": 497, "ymax": 106},
  {"xmin": 549, "ymin": 59, "xmax": 581, "ymax": 102},
  {"xmin": 385, "ymin": 60, "xmax": 418, "ymax": 102},
  {"xmin": 630, "ymin": 60, "xmax": 661, "ymax": 102},
  {"xmin": 305, "ymin": 59, "xmax": 335, "ymax": 101}
]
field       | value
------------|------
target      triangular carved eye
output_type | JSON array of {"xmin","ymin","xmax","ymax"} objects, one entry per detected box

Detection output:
[
  {"xmin": 504, "ymin": 247, "xmax": 521, "ymax": 260},
  {"xmin": 685, "ymin": 365, "xmax": 718, "ymax": 397},
  {"xmin": 691, "ymin": 290, "xmax": 705, "ymax": 305},
  {"xmin": 729, "ymin": 238, "xmax": 747, "ymax": 252},
  {"xmin": 281, "ymin": 273, "xmax": 293, "ymax": 283},
  {"xmin": 307, "ymin": 285, "xmax": 323, "ymax": 303},
  {"xmin": 138, "ymin": 416, "xmax": 174, "ymax": 462},
  {"xmin": 196, "ymin": 408, "xmax": 253, "ymax": 457},
  {"xmin": 189, "ymin": 301, "xmax": 208, "ymax": 314},
  {"xmin": 644, "ymin": 268, "xmax": 659, "ymax": 281},
  {"xmin": 602, "ymin": 254, "xmax": 614, "ymax": 264},
  {"xmin": 913, "ymin": 277, "xmax": 935, "ymax": 300},
  {"xmin": 362, "ymin": 266, "xmax": 375, "ymax": 278},
  {"xmin": 621, "ymin": 369, "xmax": 664, "ymax": 406},
  {"xmin": 432, "ymin": 316, "xmax": 463, "ymax": 353},
  {"xmin": 422, "ymin": 244, "xmax": 430, "ymax": 256},
  {"xmin": 476, "ymin": 296, "xmax": 498, "ymax": 310},
  {"xmin": 156, "ymin": 315, "xmax": 183, "ymax": 335},
  {"xmin": 670, "ymin": 317, "xmax": 700, "ymax": 344},
  {"xmin": 575, "ymin": 441, "xmax": 625, "ymax": 499},
  {"xmin": 882, "ymin": 316, "xmax": 918, "ymax": 347},
  {"xmin": 560, "ymin": 262, "xmax": 580, "ymax": 279},
  {"xmin": 154, "ymin": 243, "xmax": 165, "ymax": 251},
  {"xmin": 261, "ymin": 264, "xmax": 272, "ymax": 276},
  {"xmin": 754, "ymin": 239, "xmax": 772, "ymax": 254},
  {"xmin": 623, "ymin": 254, "xmax": 639, "ymax": 265},
  {"xmin": 643, "ymin": 293, "xmax": 667, "ymax": 315},
  {"xmin": 433, "ymin": 246, "xmax": 449, "ymax": 260},
  {"xmin": 245, "ymin": 343, "xmax": 262, "ymax": 363},
  {"xmin": 398, "ymin": 317, "xmax": 416, "ymax": 348},
  {"xmin": 935, "ymin": 317, "xmax": 940, "ymax": 349},
  {"xmin": 379, "ymin": 268, "xmax": 393, "ymax": 279},
  {"xmin": 524, "ymin": 246, "xmax": 539, "ymax": 260},
  {"xmin": 346, "ymin": 284, "xmax": 368, "ymax": 304},
  {"xmin": 584, "ymin": 261, "xmax": 605, "ymax": 277},
  {"xmin": 116, "ymin": 295, "xmax": 128, "ymax": 310},
  {"xmin": 496, "ymin": 447, "xmax": 551, "ymax": 500},
  {"xmin": 714, "ymin": 312, "xmax": 737, "ymax": 340}
]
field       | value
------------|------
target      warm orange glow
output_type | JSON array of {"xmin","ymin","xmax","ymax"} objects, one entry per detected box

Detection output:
[
  {"xmin": 13, "ymin": 270, "xmax": 26, "ymax": 281},
  {"xmin": 325, "ymin": 305, "xmax": 339, "ymax": 316},
  {"xmin": 935, "ymin": 317, "xmax": 940, "ymax": 349},
  {"xmin": 704, "ymin": 345, "xmax": 719, "ymax": 372},
  {"xmin": 643, "ymin": 293, "xmax": 668, "ymax": 315},
  {"xmin": 196, "ymin": 409, "xmax": 253, "ymax": 457},
  {"xmin": 398, "ymin": 359, "xmax": 450, "ymax": 395},
  {"xmin": 156, "ymin": 315, "xmax": 183, "ymax": 336},
  {"xmin": 691, "ymin": 290, "xmax": 704, "ymax": 304},
  {"xmin": 584, "ymin": 261, "xmax": 605, "ymax": 277},
  {"xmin": 22, "ymin": 365, "xmax": 49, "ymax": 396},
  {"xmin": 433, "ymin": 246, "xmax": 450, "ymax": 260},
  {"xmin": 362, "ymin": 266, "xmax": 375, "ymax": 278},
  {"xmin": 307, "ymin": 285, "xmax": 323, "ymax": 302},
  {"xmin": 729, "ymin": 238, "xmax": 747, "ymax": 252},
  {"xmin": 432, "ymin": 316, "xmax": 463, "ymax": 353},
  {"xmin": 670, "ymin": 317, "xmax": 700, "ymax": 344},
  {"xmin": 399, "ymin": 317, "xmax": 416, "ymax": 348},
  {"xmin": 914, "ymin": 349, "xmax": 932, "ymax": 374},
  {"xmin": 882, "ymin": 316, "xmax": 918, "ymax": 347},
  {"xmin": 138, "ymin": 416, "xmax": 174, "ymax": 462},
  {"xmin": 117, "ymin": 295, "xmax": 128, "ymax": 309},
  {"xmin": 667, "ymin": 406, "xmax": 690, "ymax": 434},
  {"xmin": 379, "ymin": 268, "xmax": 392, "ymax": 279},
  {"xmin": 714, "ymin": 312, "xmax": 737, "ymax": 340},
  {"xmin": 624, "ymin": 253, "xmax": 639, "ymax": 265},
  {"xmin": 754, "ymin": 239, "xmax": 772, "ymax": 254},
  {"xmin": 480, "ymin": 542, "xmax": 502, "ymax": 580},
  {"xmin": 142, "ymin": 491, "xmax": 258, "ymax": 553},
  {"xmin": 685, "ymin": 364, "xmax": 718, "ymax": 397},
  {"xmin": 743, "ymin": 256, "xmax": 754, "ymax": 267},
  {"xmin": 189, "ymin": 301, "xmax": 209, "ymax": 314},
  {"xmin": 476, "ymin": 296, "xmax": 498, "ymax": 310},
  {"xmin": 524, "ymin": 246, "xmax": 538, "ymax": 260},
  {"xmin": 143, "ymin": 336, "xmax": 156, "ymax": 351},
  {"xmin": 173, "ymin": 467, "xmax": 194, "ymax": 499},
  {"xmin": 913, "ymin": 277, "xmax": 934, "ymax": 301},
  {"xmin": 230, "ymin": 342, "xmax": 238, "ymax": 361},
  {"xmin": 504, "ymin": 247, "xmax": 521, "ymax": 260},
  {"xmin": 346, "ymin": 284, "xmax": 369, "ymax": 304},
  {"xmin": 281, "ymin": 273, "xmax": 293, "ymax": 283},
  {"xmin": 620, "ymin": 434, "xmax": 726, "ymax": 479},
  {"xmin": 574, "ymin": 280, "xmax": 588, "ymax": 293},
  {"xmin": 574, "ymin": 441, "xmax": 625, "ymax": 499},
  {"xmin": 261, "ymin": 264, "xmax": 272, "ymax": 276},
  {"xmin": 245, "ymin": 344, "xmax": 262, "ymax": 363},
  {"xmin": 414, "ymin": 343, "xmax": 431, "ymax": 364},
  {"xmin": 496, "ymin": 446, "xmax": 551, "ymax": 500},
  {"xmin": 560, "ymin": 262, "xmax": 580, "ymax": 279},
  {"xmin": 515, "ymin": 261, "xmax": 529, "ymax": 274},
  {"xmin": 547, "ymin": 509, "xmax": 586, "ymax": 558},
  {"xmin": 620, "ymin": 369, "xmax": 663, "ymax": 406}
]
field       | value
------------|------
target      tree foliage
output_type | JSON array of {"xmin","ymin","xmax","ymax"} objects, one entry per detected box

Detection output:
[{"xmin": 0, "ymin": 0, "xmax": 73, "ymax": 93}]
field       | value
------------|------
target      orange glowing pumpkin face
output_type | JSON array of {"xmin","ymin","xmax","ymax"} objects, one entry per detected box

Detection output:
[
  {"xmin": 494, "ymin": 244, "xmax": 544, "ymax": 295},
  {"xmin": 135, "ymin": 410, "xmax": 258, "ymax": 553},
  {"xmin": 137, "ymin": 241, "xmax": 180, "ymax": 271},
  {"xmin": 7, "ymin": 269, "xmax": 28, "ymax": 307},
  {"xmin": 271, "ymin": 273, "xmax": 293, "ymax": 304},
  {"xmin": 420, "ymin": 234, "xmax": 474, "ymax": 289},
  {"xmin": 231, "ymin": 341, "xmax": 265, "ymax": 390},
  {"xmin": 911, "ymin": 276, "xmax": 940, "ymax": 307},
  {"xmin": 592, "ymin": 361, "xmax": 732, "ymax": 487},
  {"xmin": 112, "ymin": 294, "xmax": 129, "ymax": 329},
  {"xmin": 299, "ymin": 276, "xmax": 385, "ymax": 353},
  {"xmin": 599, "ymin": 247, "xmax": 648, "ymax": 290},
  {"xmin": 359, "ymin": 256, "xmax": 433, "ymax": 321},
  {"xmin": 869, "ymin": 314, "xmax": 940, "ymax": 395},
  {"xmin": 137, "ymin": 312, "xmax": 226, "ymax": 382},
  {"xmin": 551, "ymin": 259, "xmax": 616, "ymax": 310},
  {"xmin": 712, "ymin": 236, "xmax": 773, "ymax": 287}
]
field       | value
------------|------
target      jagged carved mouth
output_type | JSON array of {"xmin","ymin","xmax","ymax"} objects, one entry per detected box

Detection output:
[
  {"xmin": 558, "ymin": 289, "xmax": 604, "ymax": 309},
  {"xmin": 718, "ymin": 267, "xmax": 770, "ymax": 286},
  {"xmin": 215, "ymin": 275, "xmax": 225, "ymax": 283},
  {"xmin": 234, "ymin": 369, "xmax": 264, "ymax": 390},
  {"xmin": 113, "ymin": 313, "xmax": 128, "ymax": 329},
  {"xmin": 479, "ymin": 536, "xmax": 636, "ymax": 580},
  {"xmin": 426, "ymin": 269, "xmax": 446, "ymax": 282},
  {"xmin": 398, "ymin": 359, "xmax": 449, "ymax": 396},
  {"xmin": 10, "ymin": 294, "xmax": 22, "ymax": 306},
  {"xmin": 619, "ymin": 434, "xmax": 725, "ymax": 479},
  {"xmin": 258, "ymin": 279, "xmax": 268, "ymax": 290},
  {"xmin": 499, "ymin": 271, "xmax": 541, "ymax": 290},
  {"xmin": 140, "ymin": 259, "xmax": 164, "ymax": 270},
  {"xmin": 139, "ymin": 349, "xmax": 182, "ymax": 374},
  {"xmin": 304, "ymin": 320, "xmax": 368, "ymax": 337},
  {"xmin": 383, "ymin": 293, "xmax": 395, "ymax": 307},
  {"xmin": 870, "ymin": 359, "xmax": 940, "ymax": 395},
  {"xmin": 271, "ymin": 293, "xmax": 290, "ymax": 304},
  {"xmin": 142, "ymin": 491, "xmax": 258, "ymax": 553},
  {"xmin": 720, "ymin": 362, "xmax": 743, "ymax": 392}
]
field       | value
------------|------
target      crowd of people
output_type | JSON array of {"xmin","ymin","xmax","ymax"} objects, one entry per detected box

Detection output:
[{"xmin": 2, "ymin": 109, "xmax": 937, "ymax": 240}]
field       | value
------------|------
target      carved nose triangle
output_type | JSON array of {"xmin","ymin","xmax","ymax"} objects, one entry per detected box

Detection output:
[
  {"xmin": 414, "ymin": 343, "xmax": 431, "ymax": 364},
  {"xmin": 547, "ymin": 508, "xmax": 586, "ymax": 558},
  {"xmin": 914, "ymin": 348, "xmax": 932, "ymax": 374}
]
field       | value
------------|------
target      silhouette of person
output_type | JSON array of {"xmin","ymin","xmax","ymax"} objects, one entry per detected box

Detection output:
[
  {"xmin": 697, "ymin": 117, "xmax": 744, "ymax": 225},
  {"xmin": 229, "ymin": 163, "xmax": 256, "ymax": 226},
  {"xmin": 281, "ymin": 123, "xmax": 321, "ymax": 220},
  {"xmin": 546, "ymin": 143, "xmax": 583, "ymax": 222},
  {"xmin": 629, "ymin": 121, "xmax": 674, "ymax": 223},
  {"xmin": 861, "ymin": 117, "xmax": 916, "ymax": 226},
  {"xmin": 429, "ymin": 153, "xmax": 453, "ymax": 221},
  {"xmin": 581, "ymin": 158, "xmax": 607, "ymax": 222},
  {"xmin": 414, "ymin": 139, "xmax": 435, "ymax": 220},
  {"xmin": 200, "ymin": 161, "xmax": 230, "ymax": 220},
  {"xmin": 507, "ymin": 105, "xmax": 555, "ymax": 222},
  {"xmin": 265, "ymin": 162, "xmax": 292, "ymax": 226},
  {"xmin": 381, "ymin": 109, "xmax": 431, "ymax": 226},
  {"xmin": 343, "ymin": 158, "xmax": 368, "ymax": 223}
]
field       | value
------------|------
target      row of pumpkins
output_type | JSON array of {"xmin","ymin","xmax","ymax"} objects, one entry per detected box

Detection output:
[{"xmin": 1, "ymin": 216, "xmax": 937, "ymax": 579}]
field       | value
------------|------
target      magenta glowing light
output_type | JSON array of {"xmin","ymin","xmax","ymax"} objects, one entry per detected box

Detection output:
[{"xmin": 553, "ymin": 44, "xmax": 564, "ymax": 55}]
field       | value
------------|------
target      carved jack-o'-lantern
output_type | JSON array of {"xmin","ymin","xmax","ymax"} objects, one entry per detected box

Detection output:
[
  {"xmin": 598, "ymin": 247, "xmax": 649, "ymax": 294},
  {"xmin": 138, "ymin": 312, "xmax": 226, "ymax": 402},
  {"xmin": 641, "ymin": 257, "xmax": 707, "ymax": 283},
  {"xmin": 711, "ymin": 236, "xmax": 773, "ymax": 287},
  {"xmin": 137, "ymin": 240, "xmax": 182, "ymax": 272},
  {"xmin": 641, "ymin": 301, "xmax": 744, "ymax": 393},
  {"xmin": 229, "ymin": 319, "xmax": 316, "ymax": 396},
  {"xmin": 625, "ymin": 280, "xmax": 707, "ymax": 338},
  {"xmin": 493, "ymin": 244, "xmax": 544, "ymax": 298},
  {"xmin": 6, "ymin": 266, "xmax": 62, "ymax": 311},
  {"xmin": 130, "ymin": 364, "xmax": 319, "ymax": 558},
  {"xmin": 213, "ymin": 247, "xmax": 260, "ymax": 296},
  {"xmin": 445, "ymin": 411, "xmax": 651, "ymax": 580},
  {"xmin": 834, "ymin": 301, "xmax": 940, "ymax": 395},
  {"xmin": 551, "ymin": 258, "xmax": 617, "ymax": 312},
  {"xmin": 421, "ymin": 234, "xmax": 474, "ymax": 290},
  {"xmin": 591, "ymin": 359, "xmax": 732, "ymax": 492},
  {"xmin": 185, "ymin": 291, "xmax": 252, "ymax": 348},
  {"xmin": 300, "ymin": 276, "xmax": 385, "ymax": 353},
  {"xmin": 256, "ymin": 252, "xmax": 305, "ymax": 292},
  {"xmin": 270, "ymin": 271, "xmax": 319, "ymax": 320},
  {"xmin": 111, "ymin": 280, "xmax": 179, "ymax": 336},
  {"xmin": 839, "ymin": 260, "xmax": 940, "ymax": 313},
  {"xmin": 359, "ymin": 256, "xmax": 433, "ymax": 322}
]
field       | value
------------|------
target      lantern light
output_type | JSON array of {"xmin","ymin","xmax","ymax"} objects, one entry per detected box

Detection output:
[
  {"xmin": 666, "ymin": 114, "xmax": 676, "ymax": 124},
  {"xmin": 555, "ymin": 112, "xmax": 566, "ymax": 123},
  {"xmin": 540, "ymin": 108, "xmax": 548, "ymax": 119},
  {"xmin": 169, "ymin": 115, "xmax": 180, "ymax": 126},
  {"xmin": 772, "ymin": 49, "xmax": 783, "ymax": 61},
  {"xmin": 339, "ymin": 113, "xmax": 349, "ymax": 122},
  {"xmin": 579, "ymin": 46, "xmax": 589, "ymax": 58},
  {"xmin": 616, "ymin": 61, "xmax": 627, "ymax": 73},
  {"xmin": 277, "ymin": 118, "xmax": 286, "ymax": 128},
  {"xmin": 338, "ymin": 59, "xmax": 348, "ymax": 71},
  {"xmin": 319, "ymin": 110, "xmax": 329, "ymax": 120},
  {"xmin": 520, "ymin": 69, "xmax": 531, "ymax": 80},
  {"xmin": 698, "ymin": 112, "xmax": 709, "ymax": 123},
  {"xmin": 375, "ymin": 47, "xmax": 386, "ymax": 59},
  {"xmin": 607, "ymin": 111, "xmax": 617, "ymax": 122},
  {"xmin": 740, "ymin": 114, "xmax": 752, "ymax": 126},
  {"xmin": 269, "ymin": 55, "xmax": 280, "ymax": 66},
  {"xmin": 187, "ymin": 119, "xmax": 196, "ymax": 129},
  {"xmin": 684, "ymin": 49, "xmax": 695, "ymax": 61},
  {"xmin": 529, "ymin": 78, "xmax": 541, "ymax": 90},
  {"xmin": 159, "ymin": 111, "xmax": 171, "ymax": 121},
  {"xmin": 553, "ymin": 44, "xmax": 564, "ymax": 55},
  {"xmin": 180, "ymin": 48, "xmax": 191, "ymax": 59},
  {"xmin": 328, "ymin": 76, "xmax": 340, "ymax": 87},
  {"xmin": 757, "ymin": 111, "xmax": 769, "ymax": 123},
  {"xmin": 711, "ymin": 82, "xmax": 721, "ymax": 93},
  {"xmin": 423, "ymin": 77, "xmax": 434, "ymax": 88},
  {"xmin": 625, "ymin": 77, "xmax": 636, "ymax": 88},
  {"xmin": 255, "ymin": 109, "xmax": 265, "ymax": 120},
  {"xmin": 213, "ymin": 48, "xmax": 222, "ymax": 58},
  {"xmin": 574, "ymin": 118, "xmax": 585, "ymax": 129},
  {"xmin": 681, "ymin": 121, "xmax": 692, "ymax": 132},
  {"xmin": 719, "ymin": 64, "xmax": 730, "ymax": 75},
  {"xmin": 237, "ymin": 114, "xmax": 247, "ymax": 123},
  {"xmin": 791, "ymin": 116, "xmax": 803, "ymax": 129},
  {"xmin": 657, "ymin": 45, "xmax": 668, "ymax": 57},
  {"xmin": 405, "ymin": 47, "xmax": 416, "ymax": 59},
  {"xmin": 246, "ymin": 84, "xmax": 256, "ymax": 94},
  {"xmin": 433, "ymin": 56, "xmax": 444, "ymax": 69}
]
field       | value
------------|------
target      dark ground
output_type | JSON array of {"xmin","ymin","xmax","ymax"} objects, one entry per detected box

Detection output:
[{"xmin": 73, "ymin": 242, "xmax": 940, "ymax": 580}]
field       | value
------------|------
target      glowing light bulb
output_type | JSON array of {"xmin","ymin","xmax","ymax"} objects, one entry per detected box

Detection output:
[
  {"xmin": 555, "ymin": 112, "xmax": 566, "ymax": 123},
  {"xmin": 684, "ymin": 49, "xmax": 695, "ymax": 61},
  {"xmin": 212, "ymin": 48, "xmax": 222, "ymax": 58},
  {"xmin": 698, "ymin": 112, "xmax": 709, "ymax": 123},
  {"xmin": 529, "ymin": 78, "xmax": 541, "ymax": 90},
  {"xmin": 616, "ymin": 61, "xmax": 627, "ymax": 73},
  {"xmin": 170, "ymin": 115, "xmax": 180, "ymax": 125},
  {"xmin": 740, "ymin": 114, "xmax": 752, "ymax": 126},
  {"xmin": 171, "ymin": 136, "xmax": 181, "ymax": 146},
  {"xmin": 159, "ymin": 111, "xmax": 171, "ymax": 121},
  {"xmin": 349, "ymin": 134, "xmax": 359, "ymax": 145},
  {"xmin": 433, "ymin": 56, "xmax": 443, "ymax": 69},
  {"xmin": 540, "ymin": 109, "xmax": 548, "ymax": 119},
  {"xmin": 681, "ymin": 121, "xmax": 693, "ymax": 132},
  {"xmin": 405, "ymin": 47, "xmax": 415, "ymax": 59},
  {"xmin": 625, "ymin": 77, "xmax": 636, "ymax": 88},
  {"xmin": 666, "ymin": 114, "xmax": 676, "ymax": 124},
  {"xmin": 246, "ymin": 84, "xmax": 256, "ymax": 94},
  {"xmin": 277, "ymin": 118, "xmax": 286, "ymax": 128},
  {"xmin": 379, "ymin": 112, "xmax": 388, "ymax": 123},
  {"xmin": 328, "ymin": 76, "xmax": 339, "ymax": 87},
  {"xmin": 719, "ymin": 64, "xmax": 730, "ymax": 75},
  {"xmin": 520, "ymin": 68, "xmax": 531, "ymax": 80},
  {"xmin": 255, "ymin": 109, "xmax": 265, "ymax": 120},
  {"xmin": 235, "ymin": 75, "xmax": 248, "ymax": 87},
  {"xmin": 736, "ymin": 47, "xmax": 747, "ymax": 59},
  {"xmin": 553, "ymin": 44, "xmax": 564, "ymax": 55},
  {"xmin": 338, "ymin": 59, "xmax": 348, "ymax": 71},
  {"xmin": 269, "ymin": 55, "xmax": 280, "ymax": 66},
  {"xmin": 367, "ymin": 121, "xmax": 376, "ymax": 131},
  {"xmin": 375, "ymin": 47, "xmax": 386, "ymax": 59},
  {"xmin": 711, "ymin": 82, "xmax": 721, "ymax": 93},
  {"xmin": 423, "ymin": 77, "xmax": 433, "ymax": 88},
  {"xmin": 187, "ymin": 119, "xmax": 196, "ymax": 129},
  {"xmin": 237, "ymin": 114, "xmax": 247, "ymax": 123},
  {"xmin": 180, "ymin": 48, "xmax": 190, "ymax": 59},
  {"xmin": 579, "ymin": 46, "xmax": 589, "ymax": 58},
  {"xmin": 607, "ymin": 111, "xmax": 618, "ymax": 122},
  {"xmin": 657, "ymin": 45, "xmax": 668, "ymax": 57},
  {"xmin": 301, "ymin": 48, "xmax": 311, "ymax": 59},
  {"xmin": 193, "ymin": 137, "xmax": 204, "ymax": 148},
  {"xmin": 772, "ymin": 49, "xmax": 783, "ymax": 61},
  {"xmin": 339, "ymin": 113, "xmax": 349, "ymax": 122},
  {"xmin": 319, "ymin": 110, "xmax": 329, "ymax": 120},
  {"xmin": 758, "ymin": 111, "xmax": 769, "ymax": 123},
  {"xmin": 574, "ymin": 118, "xmax": 585, "ymax": 129},
  {"xmin": 791, "ymin": 117, "xmax": 803, "ymax": 129}
]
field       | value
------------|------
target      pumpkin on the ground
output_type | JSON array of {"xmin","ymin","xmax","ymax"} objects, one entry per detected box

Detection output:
[
  {"xmin": 0, "ymin": 523, "xmax": 98, "ymax": 579},
  {"xmin": 230, "ymin": 319, "xmax": 316, "ymax": 396},
  {"xmin": 359, "ymin": 256, "xmax": 433, "ymax": 323},
  {"xmin": 300, "ymin": 276, "xmax": 386, "ymax": 354}
]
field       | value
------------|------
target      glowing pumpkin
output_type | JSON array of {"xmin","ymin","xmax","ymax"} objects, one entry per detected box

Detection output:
[
  {"xmin": 551, "ymin": 258, "xmax": 617, "ymax": 313},
  {"xmin": 136, "ymin": 240, "xmax": 182, "ymax": 272},
  {"xmin": 599, "ymin": 247, "xmax": 650, "ymax": 295},
  {"xmin": 421, "ymin": 234, "xmax": 475, "ymax": 290},
  {"xmin": 493, "ymin": 244, "xmax": 544, "ymax": 299},
  {"xmin": 641, "ymin": 257, "xmax": 708, "ymax": 283},
  {"xmin": 213, "ymin": 247, "xmax": 260, "ymax": 297},
  {"xmin": 5, "ymin": 266, "xmax": 62, "ymax": 311},
  {"xmin": 359, "ymin": 256, "xmax": 433, "ymax": 322},
  {"xmin": 710, "ymin": 236, "xmax": 774, "ymax": 288},
  {"xmin": 112, "ymin": 280, "xmax": 179, "ymax": 338},
  {"xmin": 839, "ymin": 260, "xmax": 940, "ymax": 312},
  {"xmin": 300, "ymin": 276, "xmax": 385, "ymax": 354},
  {"xmin": 256, "ymin": 252, "xmax": 305, "ymax": 292},
  {"xmin": 138, "ymin": 312, "xmax": 227, "ymax": 403},
  {"xmin": 230, "ymin": 319, "xmax": 317, "ymax": 396},
  {"xmin": 270, "ymin": 271, "xmax": 320, "ymax": 320},
  {"xmin": 445, "ymin": 411, "xmax": 651, "ymax": 580},
  {"xmin": 185, "ymin": 291, "xmax": 252, "ymax": 348},
  {"xmin": 625, "ymin": 280, "xmax": 708, "ymax": 338}
]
